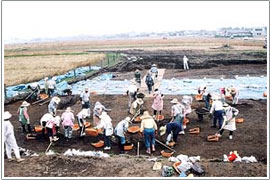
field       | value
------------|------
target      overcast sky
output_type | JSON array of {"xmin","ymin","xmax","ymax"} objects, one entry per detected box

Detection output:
[{"xmin": 3, "ymin": 1, "xmax": 269, "ymax": 43}]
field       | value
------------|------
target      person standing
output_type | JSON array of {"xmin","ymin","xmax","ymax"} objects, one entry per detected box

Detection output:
[
  {"xmin": 4, "ymin": 111, "xmax": 24, "ymax": 163},
  {"xmin": 48, "ymin": 96, "xmax": 61, "ymax": 116},
  {"xmin": 170, "ymin": 98, "xmax": 185, "ymax": 134},
  {"xmin": 150, "ymin": 64, "xmax": 158, "ymax": 81},
  {"xmin": 145, "ymin": 73, "xmax": 154, "ymax": 94},
  {"xmin": 114, "ymin": 117, "xmax": 131, "ymax": 153},
  {"xmin": 151, "ymin": 89, "xmax": 164, "ymax": 118},
  {"xmin": 93, "ymin": 101, "xmax": 111, "ymax": 126},
  {"xmin": 217, "ymin": 103, "xmax": 239, "ymax": 140},
  {"xmin": 134, "ymin": 69, "xmax": 142, "ymax": 88},
  {"xmin": 17, "ymin": 101, "xmax": 32, "ymax": 133},
  {"xmin": 80, "ymin": 87, "xmax": 91, "ymax": 117},
  {"xmin": 126, "ymin": 80, "xmax": 138, "ymax": 109},
  {"xmin": 230, "ymin": 87, "xmax": 239, "ymax": 105},
  {"xmin": 61, "ymin": 107, "xmax": 75, "ymax": 140},
  {"xmin": 183, "ymin": 55, "xmax": 189, "ymax": 70},
  {"xmin": 129, "ymin": 98, "xmax": 144, "ymax": 115},
  {"xmin": 96, "ymin": 111, "xmax": 114, "ymax": 150},
  {"xmin": 140, "ymin": 111, "xmax": 157, "ymax": 154},
  {"xmin": 210, "ymin": 95, "xmax": 224, "ymax": 129},
  {"xmin": 48, "ymin": 77, "xmax": 57, "ymax": 97}
]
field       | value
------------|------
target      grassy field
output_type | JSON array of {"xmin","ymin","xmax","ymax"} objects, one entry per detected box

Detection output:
[{"xmin": 4, "ymin": 37, "xmax": 265, "ymax": 86}]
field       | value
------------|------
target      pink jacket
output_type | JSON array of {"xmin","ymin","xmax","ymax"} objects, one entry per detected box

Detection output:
[
  {"xmin": 151, "ymin": 92, "xmax": 164, "ymax": 111},
  {"xmin": 61, "ymin": 112, "xmax": 75, "ymax": 127}
]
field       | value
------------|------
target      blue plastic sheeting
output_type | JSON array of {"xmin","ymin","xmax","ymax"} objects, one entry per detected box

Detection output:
[
  {"xmin": 5, "ymin": 66, "xmax": 101, "ymax": 98},
  {"xmin": 70, "ymin": 76, "xmax": 130, "ymax": 95},
  {"xmin": 159, "ymin": 76, "xmax": 267, "ymax": 99}
]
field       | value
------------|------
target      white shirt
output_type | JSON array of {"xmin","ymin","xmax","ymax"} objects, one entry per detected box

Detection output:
[
  {"xmin": 150, "ymin": 67, "xmax": 158, "ymax": 73},
  {"xmin": 4, "ymin": 121, "xmax": 15, "ymax": 142},
  {"xmin": 46, "ymin": 118, "xmax": 56, "ymax": 129},
  {"xmin": 115, "ymin": 120, "xmax": 129, "ymax": 137},
  {"xmin": 128, "ymin": 84, "xmax": 137, "ymax": 94},
  {"xmin": 40, "ymin": 113, "xmax": 54, "ymax": 125},
  {"xmin": 96, "ymin": 112, "xmax": 113, "ymax": 136},
  {"xmin": 183, "ymin": 56, "xmax": 188, "ymax": 63},
  {"xmin": 48, "ymin": 80, "xmax": 56, "ymax": 89},
  {"xmin": 210, "ymin": 100, "xmax": 224, "ymax": 113},
  {"xmin": 171, "ymin": 103, "xmax": 184, "ymax": 117},
  {"xmin": 80, "ymin": 91, "xmax": 90, "ymax": 102}
]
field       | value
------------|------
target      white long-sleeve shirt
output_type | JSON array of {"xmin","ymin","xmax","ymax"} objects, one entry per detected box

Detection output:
[
  {"xmin": 96, "ymin": 112, "xmax": 113, "ymax": 136},
  {"xmin": 40, "ymin": 113, "xmax": 54, "ymax": 125},
  {"xmin": 210, "ymin": 100, "xmax": 224, "ymax": 113},
  {"xmin": 115, "ymin": 119, "xmax": 129, "ymax": 137}
]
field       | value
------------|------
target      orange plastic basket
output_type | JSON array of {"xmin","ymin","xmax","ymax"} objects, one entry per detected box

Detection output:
[
  {"xmin": 156, "ymin": 115, "xmax": 164, "ymax": 121},
  {"xmin": 91, "ymin": 140, "xmax": 104, "ymax": 148},
  {"xmin": 84, "ymin": 122, "xmax": 91, "ymax": 128},
  {"xmin": 127, "ymin": 126, "xmax": 140, "ymax": 133},
  {"xmin": 85, "ymin": 128, "xmax": 99, "ymax": 136},
  {"xmin": 195, "ymin": 94, "xmax": 203, "ymax": 101},
  {"xmin": 134, "ymin": 116, "xmax": 142, "ymax": 122},
  {"xmin": 236, "ymin": 118, "xmax": 244, "ymax": 123},
  {"xmin": 124, "ymin": 144, "xmax": 134, "ymax": 151},
  {"xmin": 183, "ymin": 118, "xmax": 189, "ymax": 125},
  {"xmin": 207, "ymin": 134, "xmax": 219, "ymax": 142},
  {"xmin": 189, "ymin": 128, "xmax": 200, "ymax": 134},
  {"xmin": 34, "ymin": 125, "xmax": 43, "ymax": 133},
  {"xmin": 168, "ymin": 141, "xmax": 175, "ymax": 147},
  {"xmin": 39, "ymin": 94, "xmax": 49, "ymax": 100},
  {"xmin": 173, "ymin": 161, "xmax": 181, "ymax": 174},
  {"xmin": 73, "ymin": 124, "xmax": 80, "ymax": 131},
  {"xmin": 161, "ymin": 150, "xmax": 174, "ymax": 158}
]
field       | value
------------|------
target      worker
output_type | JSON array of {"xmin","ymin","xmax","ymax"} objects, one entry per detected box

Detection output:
[
  {"xmin": 151, "ymin": 89, "xmax": 164, "ymax": 118},
  {"xmin": 134, "ymin": 69, "xmax": 142, "ymax": 88},
  {"xmin": 183, "ymin": 55, "xmax": 189, "ymax": 70},
  {"xmin": 209, "ymin": 95, "xmax": 224, "ymax": 129},
  {"xmin": 220, "ymin": 87, "xmax": 226, "ymax": 103},
  {"xmin": 48, "ymin": 77, "xmax": 57, "ymax": 97},
  {"xmin": 165, "ymin": 121, "xmax": 182, "ymax": 145},
  {"xmin": 129, "ymin": 98, "xmax": 144, "ymax": 115},
  {"xmin": 126, "ymin": 79, "xmax": 138, "ymax": 109},
  {"xmin": 40, "ymin": 112, "xmax": 54, "ymax": 138},
  {"xmin": 17, "ymin": 101, "xmax": 32, "ymax": 133},
  {"xmin": 4, "ymin": 111, "xmax": 24, "ymax": 163},
  {"xmin": 27, "ymin": 82, "xmax": 40, "ymax": 100},
  {"xmin": 80, "ymin": 87, "xmax": 91, "ymax": 117},
  {"xmin": 44, "ymin": 77, "xmax": 49, "ymax": 95},
  {"xmin": 95, "ymin": 111, "xmax": 114, "ymax": 150},
  {"xmin": 181, "ymin": 95, "xmax": 192, "ymax": 116},
  {"xmin": 93, "ymin": 101, "xmax": 111, "ymax": 126},
  {"xmin": 54, "ymin": 116, "xmax": 61, "ymax": 136},
  {"xmin": 140, "ymin": 111, "xmax": 157, "ymax": 154},
  {"xmin": 199, "ymin": 85, "xmax": 210, "ymax": 110},
  {"xmin": 145, "ymin": 73, "xmax": 154, "ymax": 94},
  {"xmin": 77, "ymin": 109, "xmax": 89, "ymax": 137},
  {"xmin": 48, "ymin": 96, "xmax": 61, "ymax": 116},
  {"xmin": 230, "ymin": 87, "xmax": 239, "ymax": 105},
  {"xmin": 114, "ymin": 117, "xmax": 131, "ymax": 154},
  {"xmin": 46, "ymin": 114, "xmax": 60, "ymax": 142},
  {"xmin": 61, "ymin": 107, "xmax": 75, "ymax": 140},
  {"xmin": 170, "ymin": 98, "xmax": 185, "ymax": 134},
  {"xmin": 150, "ymin": 64, "xmax": 158, "ymax": 81},
  {"xmin": 216, "ymin": 103, "xmax": 239, "ymax": 140}
]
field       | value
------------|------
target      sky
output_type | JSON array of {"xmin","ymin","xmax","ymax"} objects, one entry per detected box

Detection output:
[{"xmin": 2, "ymin": 1, "xmax": 269, "ymax": 43}]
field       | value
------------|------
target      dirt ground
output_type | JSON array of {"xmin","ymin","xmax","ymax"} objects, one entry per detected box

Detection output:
[{"xmin": 4, "ymin": 62, "xmax": 267, "ymax": 177}]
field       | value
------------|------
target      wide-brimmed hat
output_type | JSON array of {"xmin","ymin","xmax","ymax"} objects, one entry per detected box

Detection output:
[
  {"xmin": 170, "ymin": 98, "xmax": 179, "ymax": 104},
  {"xmin": 136, "ymin": 98, "xmax": 144, "ymax": 105},
  {"xmin": 135, "ymin": 69, "xmax": 140, "ymax": 72},
  {"xmin": 159, "ymin": 125, "xmax": 166, "ymax": 136},
  {"xmin": 223, "ymin": 103, "xmax": 229, "ymax": 107},
  {"xmin": 52, "ymin": 97, "xmax": 61, "ymax": 104},
  {"xmin": 21, "ymin": 101, "xmax": 30, "ymax": 107},
  {"xmin": 152, "ymin": 64, "xmax": 157, "ymax": 67},
  {"xmin": 4, "ymin": 111, "xmax": 12, "ymax": 120},
  {"xmin": 124, "ymin": 117, "xmax": 131, "ymax": 122},
  {"xmin": 141, "ymin": 111, "xmax": 152, "ymax": 120},
  {"xmin": 66, "ymin": 107, "xmax": 72, "ymax": 112}
]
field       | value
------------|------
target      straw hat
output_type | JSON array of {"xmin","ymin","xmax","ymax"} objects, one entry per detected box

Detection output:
[
  {"xmin": 159, "ymin": 125, "xmax": 167, "ymax": 136},
  {"xmin": 4, "ymin": 111, "xmax": 12, "ymax": 120},
  {"xmin": 170, "ymin": 98, "xmax": 179, "ymax": 104},
  {"xmin": 140, "ymin": 111, "xmax": 152, "ymax": 120},
  {"xmin": 21, "ymin": 101, "xmax": 30, "ymax": 107},
  {"xmin": 152, "ymin": 64, "xmax": 157, "ymax": 67},
  {"xmin": 52, "ymin": 97, "xmax": 61, "ymax": 104}
]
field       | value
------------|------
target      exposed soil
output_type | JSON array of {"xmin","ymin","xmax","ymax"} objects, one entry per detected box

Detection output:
[{"xmin": 4, "ymin": 49, "xmax": 267, "ymax": 177}]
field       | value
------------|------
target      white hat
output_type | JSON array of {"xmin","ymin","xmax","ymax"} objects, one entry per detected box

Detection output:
[
  {"xmin": 4, "ymin": 111, "xmax": 12, "ymax": 120},
  {"xmin": 159, "ymin": 126, "xmax": 166, "ymax": 136},
  {"xmin": 81, "ymin": 108, "xmax": 89, "ymax": 117},
  {"xmin": 52, "ymin": 77, "xmax": 57, "ymax": 81},
  {"xmin": 131, "ymin": 79, "xmax": 136, "ymax": 84},
  {"xmin": 52, "ymin": 97, "xmax": 61, "ymax": 104},
  {"xmin": 124, "ymin": 117, "xmax": 131, "ymax": 122},
  {"xmin": 85, "ymin": 87, "xmax": 89, "ymax": 91},
  {"xmin": 44, "ymin": 77, "xmax": 48, "ymax": 80},
  {"xmin": 140, "ymin": 111, "xmax": 152, "ymax": 120},
  {"xmin": 152, "ymin": 64, "xmax": 157, "ymax": 67},
  {"xmin": 66, "ymin": 107, "xmax": 72, "ymax": 112},
  {"xmin": 223, "ymin": 103, "xmax": 229, "ymax": 107},
  {"xmin": 21, "ymin": 101, "xmax": 30, "ymax": 107},
  {"xmin": 170, "ymin": 98, "xmax": 179, "ymax": 104}
]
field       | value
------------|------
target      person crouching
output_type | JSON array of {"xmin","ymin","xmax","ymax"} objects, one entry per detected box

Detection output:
[
  {"xmin": 45, "ymin": 115, "xmax": 59, "ymax": 142},
  {"xmin": 140, "ymin": 111, "xmax": 157, "ymax": 154},
  {"xmin": 77, "ymin": 109, "xmax": 88, "ymax": 137},
  {"xmin": 115, "ymin": 117, "xmax": 131, "ymax": 153}
]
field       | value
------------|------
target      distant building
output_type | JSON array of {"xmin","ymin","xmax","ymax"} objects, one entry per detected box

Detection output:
[{"xmin": 251, "ymin": 27, "xmax": 267, "ymax": 37}]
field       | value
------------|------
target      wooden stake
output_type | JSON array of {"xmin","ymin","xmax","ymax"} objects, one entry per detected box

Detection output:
[
  {"xmin": 155, "ymin": 139, "xmax": 176, "ymax": 153},
  {"xmin": 137, "ymin": 142, "xmax": 140, "ymax": 156},
  {"xmin": 39, "ymin": 99, "xmax": 51, "ymax": 106},
  {"xmin": 32, "ymin": 98, "xmax": 48, "ymax": 105},
  {"xmin": 45, "ymin": 141, "xmax": 53, "ymax": 153}
]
